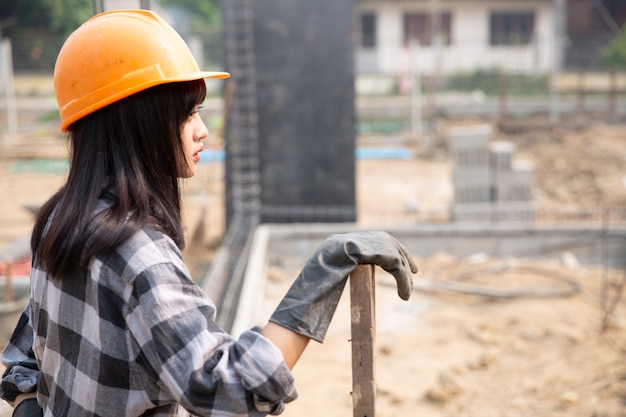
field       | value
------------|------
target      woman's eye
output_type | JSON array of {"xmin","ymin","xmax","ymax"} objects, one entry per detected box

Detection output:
[{"xmin": 189, "ymin": 105, "xmax": 204, "ymax": 118}]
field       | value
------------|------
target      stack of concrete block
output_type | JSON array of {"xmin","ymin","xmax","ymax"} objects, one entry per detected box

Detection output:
[
  {"xmin": 448, "ymin": 124, "xmax": 536, "ymax": 222},
  {"xmin": 493, "ymin": 158, "xmax": 535, "ymax": 202},
  {"xmin": 449, "ymin": 125, "xmax": 492, "ymax": 205}
]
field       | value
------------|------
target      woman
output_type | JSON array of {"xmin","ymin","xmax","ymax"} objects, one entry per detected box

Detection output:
[{"xmin": 0, "ymin": 9, "xmax": 418, "ymax": 417}]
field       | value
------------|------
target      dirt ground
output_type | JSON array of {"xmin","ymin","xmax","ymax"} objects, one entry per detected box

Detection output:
[
  {"xmin": 0, "ymin": 118, "xmax": 625, "ymax": 416},
  {"xmin": 266, "ymin": 255, "xmax": 625, "ymax": 417}
]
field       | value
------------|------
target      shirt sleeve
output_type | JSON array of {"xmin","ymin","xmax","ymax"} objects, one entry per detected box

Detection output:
[
  {"xmin": 126, "ymin": 261, "xmax": 298, "ymax": 416},
  {"xmin": 0, "ymin": 303, "xmax": 40, "ymax": 403}
]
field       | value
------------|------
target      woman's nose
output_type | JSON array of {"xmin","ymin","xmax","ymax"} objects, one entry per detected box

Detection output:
[{"xmin": 196, "ymin": 119, "xmax": 209, "ymax": 141}]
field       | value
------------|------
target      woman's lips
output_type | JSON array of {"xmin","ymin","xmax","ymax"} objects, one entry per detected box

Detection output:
[{"xmin": 193, "ymin": 146, "xmax": 204, "ymax": 163}]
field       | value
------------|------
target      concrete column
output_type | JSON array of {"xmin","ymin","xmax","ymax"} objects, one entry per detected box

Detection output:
[{"xmin": 0, "ymin": 38, "xmax": 18, "ymax": 133}]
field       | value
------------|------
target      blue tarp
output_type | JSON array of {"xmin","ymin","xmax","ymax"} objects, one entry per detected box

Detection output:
[
  {"xmin": 10, "ymin": 159, "xmax": 69, "ymax": 174},
  {"xmin": 8, "ymin": 147, "xmax": 413, "ymax": 173},
  {"xmin": 199, "ymin": 147, "xmax": 412, "ymax": 164},
  {"xmin": 355, "ymin": 147, "xmax": 413, "ymax": 160}
]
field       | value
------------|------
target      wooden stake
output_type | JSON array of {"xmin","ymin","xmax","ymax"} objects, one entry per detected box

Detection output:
[
  {"xmin": 4, "ymin": 257, "xmax": 13, "ymax": 304},
  {"xmin": 350, "ymin": 264, "xmax": 376, "ymax": 417},
  {"xmin": 609, "ymin": 68, "xmax": 618, "ymax": 123}
]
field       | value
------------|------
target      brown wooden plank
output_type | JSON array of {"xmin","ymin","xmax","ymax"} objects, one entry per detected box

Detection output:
[
  {"xmin": 350, "ymin": 264, "xmax": 376, "ymax": 417},
  {"xmin": 4, "ymin": 257, "xmax": 13, "ymax": 304}
]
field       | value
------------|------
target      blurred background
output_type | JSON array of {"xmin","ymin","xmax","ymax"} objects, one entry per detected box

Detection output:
[{"xmin": 1, "ymin": 1, "xmax": 626, "ymax": 416}]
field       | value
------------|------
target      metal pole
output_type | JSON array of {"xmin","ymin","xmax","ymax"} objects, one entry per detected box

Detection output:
[
  {"xmin": 426, "ymin": 0, "xmax": 441, "ymax": 132},
  {"xmin": 93, "ymin": 0, "xmax": 149, "ymax": 13},
  {"xmin": 92, "ymin": 0, "xmax": 104, "ymax": 14},
  {"xmin": 409, "ymin": 39, "xmax": 423, "ymax": 141},
  {"xmin": 0, "ymin": 38, "xmax": 18, "ymax": 133},
  {"xmin": 550, "ymin": 0, "xmax": 566, "ymax": 124}
]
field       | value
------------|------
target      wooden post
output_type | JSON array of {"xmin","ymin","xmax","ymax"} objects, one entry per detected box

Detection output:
[
  {"xmin": 350, "ymin": 265, "xmax": 376, "ymax": 417},
  {"xmin": 609, "ymin": 68, "xmax": 618, "ymax": 123},
  {"xmin": 498, "ymin": 72, "xmax": 508, "ymax": 122},
  {"xmin": 4, "ymin": 257, "xmax": 13, "ymax": 304},
  {"xmin": 576, "ymin": 70, "xmax": 585, "ymax": 116}
]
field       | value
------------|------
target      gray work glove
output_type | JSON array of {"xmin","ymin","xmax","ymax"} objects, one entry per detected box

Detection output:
[
  {"xmin": 12, "ymin": 398, "xmax": 42, "ymax": 417},
  {"xmin": 269, "ymin": 231, "xmax": 418, "ymax": 343}
]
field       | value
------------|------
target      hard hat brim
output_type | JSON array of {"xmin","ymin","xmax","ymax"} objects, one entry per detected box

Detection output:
[{"xmin": 59, "ymin": 71, "xmax": 230, "ymax": 132}]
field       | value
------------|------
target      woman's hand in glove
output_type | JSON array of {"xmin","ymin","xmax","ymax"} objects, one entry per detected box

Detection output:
[{"xmin": 269, "ymin": 231, "xmax": 418, "ymax": 343}]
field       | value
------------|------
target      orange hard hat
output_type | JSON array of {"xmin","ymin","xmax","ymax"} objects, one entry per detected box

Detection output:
[{"xmin": 54, "ymin": 9, "xmax": 230, "ymax": 132}]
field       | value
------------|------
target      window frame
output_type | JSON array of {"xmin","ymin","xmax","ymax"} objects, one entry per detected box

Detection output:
[
  {"xmin": 489, "ymin": 11, "xmax": 536, "ymax": 46},
  {"xmin": 403, "ymin": 11, "xmax": 453, "ymax": 47},
  {"xmin": 360, "ymin": 12, "xmax": 377, "ymax": 48}
]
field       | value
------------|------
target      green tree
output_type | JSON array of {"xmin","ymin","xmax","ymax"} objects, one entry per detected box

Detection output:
[
  {"xmin": 1, "ymin": 0, "xmax": 222, "ymax": 72},
  {"xmin": 1, "ymin": 0, "xmax": 91, "ymax": 38},
  {"xmin": 602, "ymin": 25, "xmax": 626, "ymax": 70},
  {"xmin": 1, "ymin": 0, "xmax": 92, "ymax": 72}
]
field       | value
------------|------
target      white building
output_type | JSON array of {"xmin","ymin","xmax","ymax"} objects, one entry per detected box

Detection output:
[{"xmin": 354, "ymin": 0, "xmax": 556, "ymax": 78}]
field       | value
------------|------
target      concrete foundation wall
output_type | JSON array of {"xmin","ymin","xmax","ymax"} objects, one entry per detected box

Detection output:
[
  {"xmin": 229, "ymin": 222, "xmax": 626, "ymax": 336},
  {"xmin": 264, "ymin": 223, "xmax": 626, "ymax": 269}
]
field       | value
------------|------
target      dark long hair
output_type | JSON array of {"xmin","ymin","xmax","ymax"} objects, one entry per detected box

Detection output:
[{"xmin": 32, "ymin": 79, "xmax": 207, "ymax": 279}]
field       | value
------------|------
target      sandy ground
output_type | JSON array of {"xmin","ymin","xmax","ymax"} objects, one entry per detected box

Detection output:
[
  {"xmin": 265, "ymin": 256, "xmax": 626, "ymax": 417},
  {"xmin": 0, "ymin": 119, "xmax": 625, "ymax": 416}
]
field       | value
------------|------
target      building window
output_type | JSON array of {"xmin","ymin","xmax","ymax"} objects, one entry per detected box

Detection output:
[
  {"xmin": 360, "ymin": 13, "xmax": 377, "ymax": 48},
  {"xmin": 490, "ymin": 12, "xmax": 535, "ymax": 45},
  {"xmin": 404, "ymin": 12, "xmax": 452, "ymax": 47}
]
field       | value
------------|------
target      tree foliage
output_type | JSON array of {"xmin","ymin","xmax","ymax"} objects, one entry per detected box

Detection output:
[
  {"xmin": 1, "ymin": 0, "xmax": 91, "ymax": 38},
  {"xmin": 602, "ymin": 25, "xmax": 626, "ymax": 70},
  {"xmin": 0, "ymin": 0, "xmax": 221, "ymax": 72},
  {"xmin": 1, "ymin": 0, "xmax": 219, "ymax": 38},
  {"xmin": 0, "ymin": 0, "xmax": 90, "ymax": 71}
]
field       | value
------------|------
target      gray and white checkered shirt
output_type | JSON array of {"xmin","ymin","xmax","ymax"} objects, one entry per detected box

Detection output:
[{"xmin": 1, "ymin": 213, "xmax": 297, "ymax": 416}]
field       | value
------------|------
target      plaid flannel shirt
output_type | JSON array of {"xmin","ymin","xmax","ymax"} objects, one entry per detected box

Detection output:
[{"xmin": 0, "ymin": 218, "xmax": 297, "ymax": 416}]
